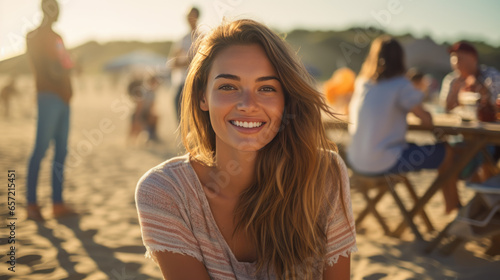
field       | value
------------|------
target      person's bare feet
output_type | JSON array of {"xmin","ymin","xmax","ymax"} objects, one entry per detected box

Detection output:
[
  {"xmin": 27, "ymin": 204, "xmax": 45, "ymax": 221},
  {"xmin": 53, "ymin": 203, "xmax": 77, "ymax": 218}
]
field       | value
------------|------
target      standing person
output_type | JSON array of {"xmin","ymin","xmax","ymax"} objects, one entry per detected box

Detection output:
[
  {"xmin": 348, "ymin": 35, "xmax": 460, "ymax": 214},
  {"xmin": 26, "ymin": 0, "xmax": 75, "ymax": 221},
  {"xmin": 169, "ymin": 6, "xmax": 200, "ymax": 122},
  {"xmin": 136, "ymin": 19, "xmax": 356, "ymax": 279}
]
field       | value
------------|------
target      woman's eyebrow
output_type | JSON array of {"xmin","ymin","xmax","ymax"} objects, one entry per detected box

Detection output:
[
  {"xmin": 255, "ymin": 76, "xmax": 280, "ymax": 82},
  {"xmin": 214, "ymin": 74, "xmax": 280, "ymax": 83},
  {"xmin": 215, "ymin": 74, "xmax": 239, "ymax": 80}
]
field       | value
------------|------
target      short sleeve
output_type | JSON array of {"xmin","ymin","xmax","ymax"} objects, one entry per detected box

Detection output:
[
  {"xmin": 135, "ymin": 167, "xmax": 203, "ymax": 263},
  {"xmin": 397, "ymin": 79, "xmax": 424, "ymax": 111},
  {"xmin": 439, "ymin": 73, "xmax": 456, "ymax": 104},
  {"xmin": 55, "ymin": 35, "xmax": 73, "ymax": 69},
  {"xmin": 482, "ymin": 66, "xmax": 500, "ymax": 104},
  {"xmin": 324, "ymin": 152, "xmax": 358, "ymax": 266}
]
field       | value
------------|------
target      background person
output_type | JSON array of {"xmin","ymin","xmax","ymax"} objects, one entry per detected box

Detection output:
[
  {"xmin": 26, "ymin": 0, "xmax": 76, "ymax": 220},
  {"xmin": 127, "ymin": 75, "xmax": 160, "ymax": 144},
  {"xmin": 169, "ymin": 6, "xmax": 201, "ymax": 122},
  {"xmin": 348, "ymin": 35, "xmax": 460, "ymax": 214},
  {"xmin": 440, "ymin": 41, "xmax": 500, "ymax": 114},
  {"xmin": 440, "ymin": 41, "xmax": 500, "ymax": 182},
  {"xmin": 407, "ymin": 68, "xmax": 431, "ymax": 101}
]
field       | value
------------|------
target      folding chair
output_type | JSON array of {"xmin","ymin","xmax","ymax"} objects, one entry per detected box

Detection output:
[
  {"xmin": 350, "ymin": 172, "xmax": 434, "ymax": 241},
  {"xmin": 425, "ymin": 175, "xmax": 500, "ymax": 254}
]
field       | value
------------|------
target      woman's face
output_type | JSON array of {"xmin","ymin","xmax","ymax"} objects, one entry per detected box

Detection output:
[{"xmin": 201, "ymin": 44, "xmax": 285, "ymax": 153}]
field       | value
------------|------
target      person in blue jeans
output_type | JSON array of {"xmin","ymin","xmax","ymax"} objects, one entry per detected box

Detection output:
[{"xmin": 26, "ymin": 0, "xmax": 76, "ymax": 220}]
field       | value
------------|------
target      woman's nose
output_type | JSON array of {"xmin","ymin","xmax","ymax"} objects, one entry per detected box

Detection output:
[{"xmin": 236, "ymin": 90, "xmax": 258, "ymax": 112}]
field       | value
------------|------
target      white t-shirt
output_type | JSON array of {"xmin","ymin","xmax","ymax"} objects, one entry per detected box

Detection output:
[
  {"xmin": 169, "ymin": 31, "xmax": 200, "ymax": 87},
  {"xmin": 347, "ymin": 76, "xmax": 424, "ymax": 174}
]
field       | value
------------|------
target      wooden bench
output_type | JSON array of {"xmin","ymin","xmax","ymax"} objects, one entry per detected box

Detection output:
[{"xmin": 350, "ymin": 172, "xmax": 434, "ymax": 241}]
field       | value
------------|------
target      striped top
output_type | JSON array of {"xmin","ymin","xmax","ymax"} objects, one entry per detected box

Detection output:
[{"xmin": 135, "ymin": 153, "xmax": 357, "ymax": 279}]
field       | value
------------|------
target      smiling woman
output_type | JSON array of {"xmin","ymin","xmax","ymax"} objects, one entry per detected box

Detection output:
[{"xmin": 135, "ymin": 19, "xmax": 357, "ymax": 280}]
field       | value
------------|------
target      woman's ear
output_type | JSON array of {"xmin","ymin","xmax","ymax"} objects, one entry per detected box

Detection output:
[{"xmin": 200, "ymin": 94, "xmax": 209, "ymax": 111}]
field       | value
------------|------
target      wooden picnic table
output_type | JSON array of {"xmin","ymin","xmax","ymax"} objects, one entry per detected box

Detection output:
[
  {"xmin": 323, "ymin": 113, "xmax": 500, "ymax": 239},
  {"xmin": 392, "ymin": 115, "xmax": 500, "ymax": 237}
]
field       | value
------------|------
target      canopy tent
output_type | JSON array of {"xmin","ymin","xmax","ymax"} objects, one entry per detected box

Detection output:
[{"xmin": 103, "ymin": 50, "xmax": 168, "ymax": 72}]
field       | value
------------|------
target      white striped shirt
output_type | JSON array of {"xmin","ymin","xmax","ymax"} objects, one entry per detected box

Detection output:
[{"xmin": 135, "ymin": 153, "xmax": 357, "ymax": 279}]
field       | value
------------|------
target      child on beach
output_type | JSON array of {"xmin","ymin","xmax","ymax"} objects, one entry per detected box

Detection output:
[
  {"xmin": 135, "ymin": 19, "xmax": 356, "ymax": 279},
  {"xmin": 127, "ymin": 75, "xmax": 160, "ymax": 144}
]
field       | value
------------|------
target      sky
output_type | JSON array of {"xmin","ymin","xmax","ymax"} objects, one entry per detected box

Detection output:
[{"xmin": 1, "ymin": 0, "xmax": 499, "ymax": 61}]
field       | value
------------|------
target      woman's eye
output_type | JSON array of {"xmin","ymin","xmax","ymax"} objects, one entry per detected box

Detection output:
[
  {"xmin": 218, "ymin": 84, "xmax": 236, "ymax": 91},
  {"xmin": 260, "ymin": 86, "xmax": 276, "ymax": 92}
]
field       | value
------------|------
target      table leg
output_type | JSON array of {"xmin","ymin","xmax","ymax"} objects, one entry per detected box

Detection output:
[{"xmin": 392, "ymin": 138, "xmax": 487, "ymax": 237}]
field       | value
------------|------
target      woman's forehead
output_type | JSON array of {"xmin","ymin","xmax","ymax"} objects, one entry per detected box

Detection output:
[{"xmin": 208, "ymin": 44, "xmax": 277, "ymax": 78}]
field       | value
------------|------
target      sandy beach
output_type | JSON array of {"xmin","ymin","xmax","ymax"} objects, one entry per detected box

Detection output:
[{"xmin": 0, "ymin": 75, "xmax": 499, "ymax": 280}]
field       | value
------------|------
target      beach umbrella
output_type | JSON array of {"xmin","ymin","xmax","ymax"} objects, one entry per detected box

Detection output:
[{"xmin": 103, "ymin": 51, "xmax": 167, "ymax": 72}]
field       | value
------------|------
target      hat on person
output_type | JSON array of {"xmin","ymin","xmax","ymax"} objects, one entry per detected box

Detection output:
[{"xmin": 448, "ymin": 41, "xmax": 478, "ymax": 57}]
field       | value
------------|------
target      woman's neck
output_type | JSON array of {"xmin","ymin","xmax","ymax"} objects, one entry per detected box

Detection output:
[{"xmin": 210, "ymin": 148, "xmax": 257, "ymax": 200}]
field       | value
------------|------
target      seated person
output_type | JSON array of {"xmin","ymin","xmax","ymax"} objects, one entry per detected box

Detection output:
[
  {"xmin": 348, "ymin": 35, "xmax": 459, "ymax": 214},
  {"xmin": 440, "ymin": 41, "xmax": 499, "ymax": 114},
  {"xmin": 440, "ymin": 41, "xmax": 500, "ymax": 182},
  {"xmin": 407, "ymin": 68, "xmax": 431, "ymax": 101}
]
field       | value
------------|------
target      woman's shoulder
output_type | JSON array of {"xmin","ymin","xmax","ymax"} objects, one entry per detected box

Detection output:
[
  {"xmin": 322, "ymin": 149, "xmax": 349, "ymax": 188},
  {"xmin": 379, "ymin": 75, "xmax": 411, "ymax": 86},
  {"xmin": 376, "ymin": 76, "xmax": 417, "ymax": 97},
  {"xmin": 136, "ymin": 154, "xmax": 195, "ymax": 197},
  {"xmin": 325, "ymin": 149, "xmax": 348, "ymax": 171}
]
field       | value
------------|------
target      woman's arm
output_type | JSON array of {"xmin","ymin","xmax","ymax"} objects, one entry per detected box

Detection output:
[
  {"xmin": 154, "ymin": 251, "xmax": 211, "ymax": 280},
  {"xmin": 464, "ymin": 75, "xmax": 494, "ymax": 106},
  {"xmin": 445, "ymin": 78, "xmax": 465, "ymax": 111},
  {"xmin": 323, "ymin": 255, "xmax": 351, "ymax": 280},
  {"xmin": 410, "ymin": 104, "xmax": 433, "ymax": 128}
]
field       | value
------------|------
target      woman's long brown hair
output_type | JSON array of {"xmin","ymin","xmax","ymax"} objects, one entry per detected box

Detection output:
[
  {"xmin": 181, "ymin": 19, "xmax": 346, "ymax": 279},
  {"xmin": 358, "ymin": 35, "xmax": 406, "ymax": 82}
]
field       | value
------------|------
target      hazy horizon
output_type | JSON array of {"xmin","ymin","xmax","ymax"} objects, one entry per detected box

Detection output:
[{"xmin": 1, "ymin": 0, "xmax": 499, "ymax": 61}]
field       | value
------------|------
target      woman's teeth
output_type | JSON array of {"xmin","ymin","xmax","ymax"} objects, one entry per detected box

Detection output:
[{"xmin": 231, "ymin": 121, "xmax": 264, "ymax": 128}]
